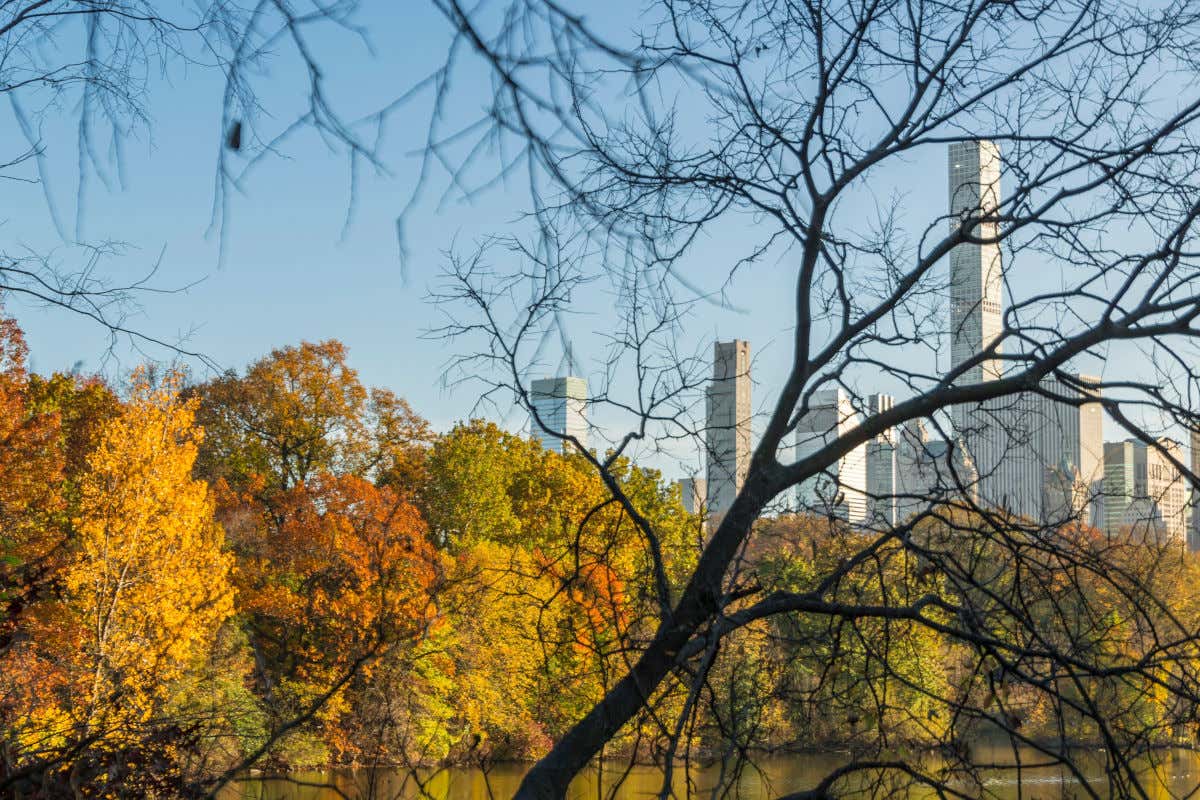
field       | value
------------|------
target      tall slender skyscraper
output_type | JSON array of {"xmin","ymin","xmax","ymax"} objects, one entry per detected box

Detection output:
[
  {"xmin": 948, "ymin": 140, "xmax": 1004, "ymax": 384},
  {"xmin": 947, "ymin": 142, "xmax": 1100, "ymax": 523},
  {"xmin": 949, "ymin": 141, "xmax": 1008, "ymax": 515},
  {"xmin": 530, "ymin": 376, "xmax": 588, "ymax": 453},
  {"xmin": 705, "ymin": 340, "xmax": 752, "ymax": 518}
]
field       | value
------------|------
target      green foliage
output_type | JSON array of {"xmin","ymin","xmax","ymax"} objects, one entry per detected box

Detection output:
[{"xmin": 423, "ymin": 420, "xmax": 534, "ymax": 549}]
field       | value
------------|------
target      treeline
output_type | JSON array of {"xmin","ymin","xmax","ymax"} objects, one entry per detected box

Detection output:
[
  {"xmin": 2, "ymin": 313, "xmax": 1199, "ymax": 797},
  {"xmin": 0, "ymin": 317, "xmax": 699, "ymax": 796}
]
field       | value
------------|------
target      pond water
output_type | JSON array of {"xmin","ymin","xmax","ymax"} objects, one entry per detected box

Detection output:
[{"xmin": 225, "ymin": 744, "xmax": 1200, "ymax": 799}]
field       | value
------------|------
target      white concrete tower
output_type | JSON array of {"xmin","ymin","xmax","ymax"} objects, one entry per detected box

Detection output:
[{"xmin": 705, "ymin": 341, "xmax": 752, "ymax": 519}]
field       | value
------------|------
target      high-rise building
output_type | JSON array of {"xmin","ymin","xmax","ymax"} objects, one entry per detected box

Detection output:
[
  {"xmin": 865, "ymin": 393, "xmax": 897, "ymax": 527},
  {"xmin": 948, "ymin": 140, "xmax": 1004, "ymax": 386},
  {"xmin": 529, "ymin": 376, "xmax": 588, "ymax": 453},
  {"xmin": 1137, "ymin": 439, "xmax": 1190, "ymax": 542},
  {"xmin": 1104, "ymin": 438, "xmax": 1191, "ymax": 543},
  {"xmin": 946, "ymin": 141, "xmax": 1105, "ymax": 525},
  {"xmin": 794, "ymin": 388, "xmax": 868, "ymax": 523},
  {"xmin": 1191, "ymin": 427, "xmax": 1200, "ymax": 551},
  {"xmin": 1043, "ymin": 454, "xmax": 1089, "ymax": 525},
  {"xmin": 705, "ymin": 341, "xmax": 752, "ymax": 518},
  {"xmin": 677, "ymin": 477, "xmax": 706, "ymax": 517},
  {"xmin": 967, "ymin": 375, "xmax": 1104, "ymax": 523},
  {"xmin": 948, "ymin": 140, "xmax": 1007, "ymax": 514},
  {"xmin": 1103, "ymin": 440, "xmax": 1137, "ymax": 534},
  {"xmin": 895, "ymin": 420, "xmax": 933, "ymax": 521},
  {"xmin": 895, "ymin": 419, "xmax": 978, "ymax": 521}
]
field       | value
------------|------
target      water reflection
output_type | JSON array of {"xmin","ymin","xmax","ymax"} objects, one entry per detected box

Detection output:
[{"xmin": 226, "ymin": 745, "xmax": 1200, "ymax": 799}]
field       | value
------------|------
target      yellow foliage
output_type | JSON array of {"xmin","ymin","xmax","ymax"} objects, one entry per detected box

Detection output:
[{"xmin": 66, "ymin": 369, "xmax": 234, "ymax": 730}]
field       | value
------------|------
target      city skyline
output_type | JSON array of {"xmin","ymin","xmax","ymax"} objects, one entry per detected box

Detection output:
[
  {"xmin": 501, "ymin": 139, "xmax": 1194, "ymax": 533},
  {"xmin": 678, "ymin": 140, "xmax": 1198, "ymax": 544}
]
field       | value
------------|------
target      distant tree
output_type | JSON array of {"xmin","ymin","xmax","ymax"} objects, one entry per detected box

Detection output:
[
  {"xmin": 193, "ymin": 340, "xmax": 430, "ymax": 495},
  {"xmin": 190, "ymin": 340, "xmax": 442, "ymax": 773}
]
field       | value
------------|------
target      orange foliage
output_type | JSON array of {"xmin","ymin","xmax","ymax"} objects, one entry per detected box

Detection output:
[
  {"xmin": 235, "ymin": 474, "xmax": 440, "ymax": 667},
  {"xmin": 2, "ymin": 368, "xmax": 234, "ymax": 793}
]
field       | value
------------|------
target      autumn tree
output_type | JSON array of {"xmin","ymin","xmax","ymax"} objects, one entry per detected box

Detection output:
[
  {"xmin": 2, "ymin": 368, "xmax": 234, "ymax": 795},
  {"xmin": 25, "ymin": 372, "xmax": 121, "ymax": 485},
  {"xmin": 419, "ymin": 420, "xmax": 697, "ymax": 764},
  {"xmin": 191, "ymin": 340, "xmax": 441, "ymax": 768},
  {"xmin": 0, "ymin": 312, "xmax": 64, "ymax": 632},
  {"xmin": 194, "ymin": 340, "xmax": 430, "ymax": 496}
]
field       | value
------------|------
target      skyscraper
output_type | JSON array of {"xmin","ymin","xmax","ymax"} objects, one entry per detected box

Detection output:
[
  {"xmin": 677, "ymin": 477, "xmax": 706, "ymax": 517},
  {"xmin": 1191, "ymin": 427, "xmax": 1200, "ymax": 551},
  {"xmin": 948, "ymin": 140, "xmax": 1008, "ymax": 514},
  {"xmin": 1135, "ymin": 439, "xmax": 1189, "ymax": 541},
  {"xmin": 1104, "ymin": 438, "xmax": 1191, "ymax": 543},
  {"xmin": 705, "ymin": 340, "xmax": 752, "ymax": 518},
  {"xmin": 948, "ymin": 140, "xmax": 1004, "ymax": 385},
  {"xmin": 946, "ymin": 141, "xmax": 1104, "ymax": 524},
  {"xmin": 530, "ymin": 376, "xmax": 588, "ymax": 453},
  {"xmin": 895, "ymin": 419, "xmax": 979, "ymax": 522},
  {"xmin": 794, "ymin": 388, "xmax": 868, "ymax": 524},
  {"xmin": 971, "ymin": 375, "xmax": 1104, "ymax": 523},
  {"xmin": 1104, "ymin": 440, "xmax": 1138, "ymax": 534},
  {"xmin": 895, "ymin": 419, "xmax": 934, "ymax": 521},
  {"xmin": 865, "ymin": 393, "xmax": 898, "ymax": 527}
]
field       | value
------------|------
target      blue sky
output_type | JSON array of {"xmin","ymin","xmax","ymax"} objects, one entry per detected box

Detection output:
[
  {"xmin": 0, "ymin": 1, "xmax": 811, "ymax": 451},
  {"xmin": 1, "ymin": 0, "xmax": 1172, "ymax": 475}
]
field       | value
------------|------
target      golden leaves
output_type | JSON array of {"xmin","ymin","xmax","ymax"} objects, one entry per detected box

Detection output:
[{"xmin": 68, "ymin": 368, "xmax": 234, "ymax": 722}]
